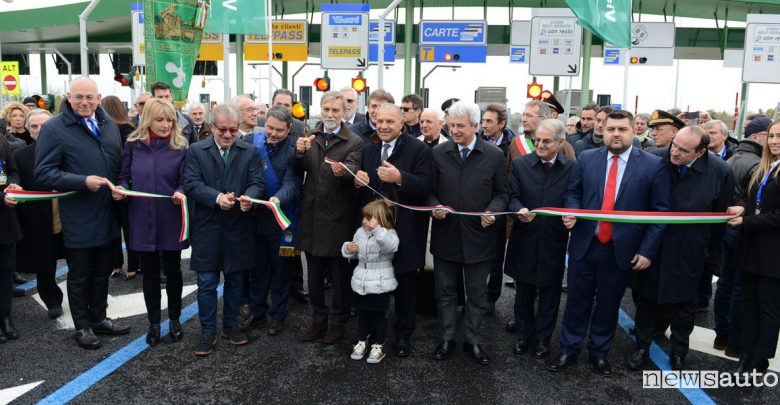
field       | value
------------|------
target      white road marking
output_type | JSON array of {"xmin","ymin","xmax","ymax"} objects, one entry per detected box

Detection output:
[
  {"xmin": 668, "ymin": 325, "xmax": 780, "ymax": 372},
  {"xmin": 0, "ymin": 380, "xmax": 44, "ymax": 404}
]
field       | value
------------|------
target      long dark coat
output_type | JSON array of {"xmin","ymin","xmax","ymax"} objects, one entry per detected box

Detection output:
[
  {"xmin": 636, "ymin": 149, "xmax": 734, "ymax": 303},
  {"xmin": 359, "ymin": 133, "xmax": 433, "ymax": 274},
  {"xmin": 13, "ymin": 142, "xmax": 61, "ymax": 269},
  {"xmin": 428, "ymin": 137, "xmax": 509, "ymax": 264},
  {"xmin": 735, "ymin": 161, "xmax": 780, "ymax": 279},
  {"xmin": 293, "ymin": 122, "xmax": 363, "ymax": 257},
  {"xmin": 183, "ymin": 137, "xmax": 265, "ymax": 273},
  {"xmin": 0, "ymin": 138, "xmax": 21, "ymax": 245},
  {"xmin": 504, "ymin": 152, "xmax": 574, "ymax": 286}
]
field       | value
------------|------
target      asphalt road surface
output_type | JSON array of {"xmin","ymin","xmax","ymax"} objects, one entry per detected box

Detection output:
[{"xmin": 1, "ymin": 252, "xmax": 777, "ymax": 404}]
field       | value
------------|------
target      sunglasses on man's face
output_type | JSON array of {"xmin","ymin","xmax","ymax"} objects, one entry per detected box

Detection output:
[{"xmin": 401, "ymin": 107, "xmax": 417, "ymax": 112}]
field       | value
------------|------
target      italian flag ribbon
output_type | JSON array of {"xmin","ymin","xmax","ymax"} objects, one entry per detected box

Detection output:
[
  {"xmin": 513, "ymin": 134, "xmax": 535, "ymax": 156},
  {"xmin": 323, "ymin": 158, "xmax": 733, "ymax": 223},
  {"xmin": 4, "ymin": 189, "xmax": 77, "ymax": 201},
  {"xmin": 104, "ymin": 179, "xmax": 190, "ymax": 242},
  {"xmin": 243, "ymin": 197, "xmax": 292, "ymax": 230}
]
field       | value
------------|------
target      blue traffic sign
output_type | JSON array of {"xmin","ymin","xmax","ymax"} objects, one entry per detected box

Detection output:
[
  {"xmin": 369, "ymin": 44, "xmax": 395, "ymax": 63},
  {"xmin": 612, "ymin": 104, "xmax": 623, "ymax": 110},
  {"xmin": 510, "ymin": 46, "xmax": 527, "ymax": 63},
  {"xmin": 369, "ymin": 21, "xmax": 394, "ymax": 43},
  {"xmin": 418, "ymin": 45, "xmax": 487, "ymax": 63},
  {"xmin": 604, "ymin": 48, "xmax": 621, "ymax": 65},
  {"xmin": 420, "ymin": 21, "xmax": 487, "ymax": 45}
]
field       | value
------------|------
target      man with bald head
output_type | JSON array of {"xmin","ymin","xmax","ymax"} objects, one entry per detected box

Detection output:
[
  {"xmin": 35, "ymin": 77, "xmax": 129, "ymax": 349},
  {"xmin": 418, "ymin": 109, "xmax": 448, "ymax": 148},
  {"xmin": 354, "ymin": 103, "xmax": 433, "ymax": 357},
  {"xmin": 232, "ymin": 95, "xmax": 262, "ymax": 140}
]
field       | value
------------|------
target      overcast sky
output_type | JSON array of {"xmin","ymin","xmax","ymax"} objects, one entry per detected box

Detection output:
[{"xmin": 2, "ymin": 1, "xmax": 778, "ymax": 116}]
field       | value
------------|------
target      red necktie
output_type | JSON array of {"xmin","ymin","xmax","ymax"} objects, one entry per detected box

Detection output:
[{"xmin": 598, "ymin": 155, "xmax": 619, "ymax": 244}]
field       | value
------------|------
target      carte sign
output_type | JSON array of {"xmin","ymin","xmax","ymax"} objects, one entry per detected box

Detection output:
[
  {"xmin": 321, "ymin": 4, "xmax": 370, "ymax": 70},
  {"xmin": 245, "ymin": 20, "xmax": 308, "ymax": 61},
  {"xmin": 743, "ymin": 18, "xmax": 780, "ymax": 84},
  {"xmin": 530, "ymin": 16, "xmax": 582, "ymax": 76},
  {"xmin": 418, "ymin": 20, "xmax": 487, "ymax": 63}
]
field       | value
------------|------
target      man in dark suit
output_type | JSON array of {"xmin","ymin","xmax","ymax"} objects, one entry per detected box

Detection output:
[
  {"xmin": 257, "ymin": 89, "xmax": 304, "ymax": 141},
  {"xmin": 354, "ymin": 103, "xmax": 433, "ymax": 357},
  {"xmin": 183, "ymin": 104, "xmax": 265, "ymax": 357},
  {"xmin": 428, "ymin": 101, "xmax": 509, "ymax": 365},
  {"xmin": 547, "ymin": 110, "xmax": 671, "ymax": 375},
  {"xmin": 349, "ymin": 89, "xmax": 395, "ymax": 145},
  {"xmin": 13, "ymin": 109, "xmax": 64, "ymax": 319},
  {"xmin": 187, "ymin": 103, "xmax": 212, "ymax": 141},
  {"xmin": 340, "ymin": 87, "xmax": 366, "ymax": 126},
  {"xmin": 505, "ymin": 119, "xmax": 574, "ymax": 359},
  {"xmin": 35, "ymin": 77, "xmax": 130, "ymax": 349},
  {"xmin": 628, "ymin": 126, "xmax": 734, "ymax": 371},
  {"xmin": 150, "ymin": 82, "xmax": 199, "ymax": 145}
]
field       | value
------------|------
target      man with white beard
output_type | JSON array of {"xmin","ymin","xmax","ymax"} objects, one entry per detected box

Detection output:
[{"xmin": 294, "ymin": 91, "xmax": 364, "ymax": 344}]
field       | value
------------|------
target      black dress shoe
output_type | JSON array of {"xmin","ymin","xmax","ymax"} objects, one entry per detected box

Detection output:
[
  {"xmin": 433, "ymin": 340, "xmax": 456, "ymax": 360},
  {"xmin": 146, "ymin": 324, "xmax": 161, "ymax": 346},
  {"xmin": 47, "ymin": 306, "xmax": 64, "ymax": 319},
  {"xmin": 626, "ymin": 349, "xmax": 649, "ymax": 370},
  {"xmin": 547, "ymin": 353, "xmax": 577, "ymax": 372},
  {"xmin": 293, "ymin": 288, "xmax": 309, "ymax": 303},
  {"xmin": 670, "ymin": 354, "xmax": 685, "ymax": 371},
  {"xmin": 14, "ymin": 273, "xmax": 27, "ymax": 284},
  {"xmin": 513, "ymin": 339, "xmax": 530, "ymax": 355},
  {"xmin": 12, "ymin": 288, "xmax": 24, "ymax": 298},
  {"xmin": 534, "ymin": 342, "xmax": 550, "ymax": 359},
  {"xmin": 75, "ymin": 328, "xmax": 101, "ymax": 350},
  {"xmin": 628, "ymin": 326, "xmax": 637, "ymax": 336},
  {"xmin": 169, "ymin": 319, "xmax": 184, "ymax": 342},
  {"xmin": 589, "ymin": 356, "xmax": 613, "ymax": 376},
  {"xmin": 464, "ymin": 343, "xmax": 491, "ymax": 366},
  {"xmin": 0, "ymin": 330, "xmax": 6, "ymax": 344},
  {"xmin": 485, "ymin": 302, "xmax": 495, "ymax": 317},
  {"xmin": 504, "ymin": 280, "xmax": 515, "ymax": 288},
  {"xmin": 0, "ymin": 316, "xmax": 19, "ymax": 340},
  {"xmin": 395, "ymin": 337, "xmax": 411, "ymax": 357},
  {"xmin": 505, "ymin": 320, "xmax": 516, "ymax": 333},
  {"xmin": 91, "ymin": 318, "xmax": 131, "ymax": 336},
  {"xmin": 239, "ymin": 314, "xmax": 267, "ymax": 332}
]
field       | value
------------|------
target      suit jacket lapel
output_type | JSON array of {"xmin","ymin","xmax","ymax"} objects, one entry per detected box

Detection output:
[
  {"xmin": 596, "ymin": 148, "xmax": 608, "ymax": 204},
  {"xmin": 207, "ymin": 142, "xmax": 226, "ymax": 174}
]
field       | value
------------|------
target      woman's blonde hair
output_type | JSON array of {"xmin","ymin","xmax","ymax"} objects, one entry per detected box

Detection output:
[
  {"xmin": 362, "ymin": 199, "xmax": 397, "ymax": 229},
  {"xmin": 127, "ymin": 98, "xmax": 188, "ymax": 150},
  {"xmin": 3, "ymin": 102, "xmax": 29, "ymax": 125},
  {"xmin": 747, "ymin": 120, "xmax": 780, "ymax": 192}
]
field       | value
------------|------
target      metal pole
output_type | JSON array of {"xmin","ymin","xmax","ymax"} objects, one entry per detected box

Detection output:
[
  {"xmin": 378, "ymin": 0, "xmax": 404, "ymax": 89},
  {"xmin": 403, "ymin": 0, "xmax": 413, "ymax": 95},
  {"xmin": 673, "ymin": 58, "xmax": 681, "ymax": 108},
  {"xmin": 34, "ymin": 48, "xmax": 72, "ymax": 84},
  {"xmin": 735, "ymin": 82, "xmax": 749, "ymax": 139},
  {"xmin": 40, "ymin": 52, "xmax": 48, "ymax": 95},
  {"xmin": 291, "ymin": 62, "xmax": 319, "ymax": 95},
  {"xmin": 266, "ymin": 0, "xmax": 273, "ymax": 103},
  {"xmin": 236, "ymin": 35, "xmax": 244, "ymax": 95},
  {"xmin": 79, "ymin": 0, "xmax": 102, "ymax": 76},
  {"xmin": 565, "ymin": 76, "xmax": 573, "ymax": 118},
  {"xmin": 0, "ymin": 36, "xmax": 4, "ymax": 108},
  {"xmin": 553, "ymin": 76, "xmax": 559, "ymax": 93},
  {"xmin": 282, "ymin": 61, "xmax": 288, "ymax": 89},
  {"xmin": 623, "ymin": 49, "xmax": 630, "ymax": 110},
  {"xmin": 223, "ymin": 34, "xmax": 231, "ymax": 102},
  {"xmin": 580, "ymin": 29, "xmax": 592, "ymax": 107}
]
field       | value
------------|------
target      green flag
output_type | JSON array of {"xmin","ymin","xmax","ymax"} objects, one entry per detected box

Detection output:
[
  {"xmin": 566, "ymin": 0, "xmax": 632, "ymax": 48},
  {"xmin": 144, "ymin": 0, "xmax": 208, "ymax": 105},
  {"xmin": 205, "ymin": 0, "xmax": 267, "ymax": 34}
]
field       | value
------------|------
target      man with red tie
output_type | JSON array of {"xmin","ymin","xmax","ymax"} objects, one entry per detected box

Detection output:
[{"xmin": 546, "ymin": 110, "xmax": 671, "ymax": 376}]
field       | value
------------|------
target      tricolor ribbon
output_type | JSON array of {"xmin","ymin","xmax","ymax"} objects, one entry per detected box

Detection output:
[
  {"xmin": 243, "ymin": 197, "xmax": 292, "ymax": 230},
  {"xmin": 104, "ymin": 179, "xmax": 190, "ymax": 242},
  {"xmin": 323, "ymin": 158, "xmax": 733, "ymax": 224},
  {"xmin": 513, "ymin": 134, "xmax": 535, "ymax": 156},
  {"xmin": 4, "ymin": 189, "xmax": 77, "ymax": 201}
]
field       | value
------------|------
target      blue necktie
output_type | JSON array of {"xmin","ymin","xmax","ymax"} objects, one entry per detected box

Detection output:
[
  {"xmin": 460, "ymin": 147, "xmax": 470, "ymax": 160},
  {"xmin": 679, "ymin": 165, "xmax": 688, "ymax": 176},
  {"xmin": 85, "ymin": 118, "xmax": 101, "ymax": 141}
]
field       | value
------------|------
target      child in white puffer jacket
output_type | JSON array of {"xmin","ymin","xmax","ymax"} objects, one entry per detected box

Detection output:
[{"xmin": 341, "ymin": 200, "xmax": 399, "ymax": 364}]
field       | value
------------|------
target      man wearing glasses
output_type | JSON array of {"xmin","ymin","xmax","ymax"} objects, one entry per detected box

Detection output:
[
  {"xmin": 233, "ymin": 95, "xmax": 262, "ymax": 141},
  {"xmin": 150, "ymin": 82, "xmax": 200, "ymax": 145},
  {"xmin": 257, "ymin": 89, "xmax": 305, "ymax": 141},
  {"xmin": 340, "ymin": 87, "xmax": 366, "ymax": 126},
  {"xmin": 132, "ymin": 93, "xmax": 150, "ymax": 126},
  {"xmin": 506, "ymin": 101, "xmax": 575, "ymax": 172},
  {"xmin": 35, "ymin": 77, "xmax": 130, "ymax": 349},
  {"xmin": 184, "ymin": 104, "xmax": 265, "ymax": 357},
  {"xmin": 400, "ymin": 94, "xmax": 424, "ymax": 138}
]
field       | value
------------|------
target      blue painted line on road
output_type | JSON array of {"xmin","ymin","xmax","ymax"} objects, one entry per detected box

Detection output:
[
  {"xmin": 19, "ymin": 243, "xmax": 127, "ymax": 292},
  {"xmin": 618, "ymin": 310, "xmax": 716, "ymax": 405},
  {"xmin": 37, "ymin": 284, "xmax": 221, "ymax": 405}
]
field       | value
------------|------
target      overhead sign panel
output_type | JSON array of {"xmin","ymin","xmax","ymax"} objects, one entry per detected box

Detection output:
[
  {"xmin": 742, "ymin": 14, "xmax": 780, "ymax": 84},
  {"xmin": 198, "ymin": 32, "xmax": 224, "ymax": 61},
  {"xmin": 369, "ymin": 21, "xmax": 395, "ymax": 63},
  {"xmin": 419, "ymin": 20, "xmax": 487, "ymax": 63},
  {"xmin": 131, "ymin": 3, "xmax": 145, "ymax": 66},
  {"xmin": 509, "ymin": 20, "xmax": 531, "ymax": 64},
  {"xmin": 420, "ymin": 21, "xmax": 487, "ymax": 45},
  {"xmin": 604, "ymin": 22, "xmax": 675, "ymax": 67},
  {"xmin": 529, "ymin": 16, "xmax": 583, "ymax": 76},
  {"xmin": 321, "ymin": 4, "xmax": 370, "ymax": 70},
  {"xmin": 245, "ymin": 20, "xmax": 308, "ymax": 61}
]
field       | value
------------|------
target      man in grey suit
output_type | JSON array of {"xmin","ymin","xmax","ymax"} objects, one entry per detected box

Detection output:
[{"xmin": 428, "ymin": 101, "xmax": 509, "ymax": 365}]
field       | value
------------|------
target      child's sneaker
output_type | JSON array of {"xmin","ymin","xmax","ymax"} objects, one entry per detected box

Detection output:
[
  {"xmin": 367, "ymin": 343, "xmax": 386, "ymax": 364},
  {"xmin": 351, "ymin": 340, "xmax": 367, "ymax": 360}
]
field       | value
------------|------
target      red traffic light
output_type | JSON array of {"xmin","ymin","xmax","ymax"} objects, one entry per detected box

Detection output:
[
  {"xmin": 527, "ymin": 83, "xmax": 543, "ymax": 100},
  {"xmin": 314, "ymin": 77, "xmax": 330, "ymax": 92},
  {"xmin": 351, "ymin": 76, "xmax": 367, "ymax": 93},
  {"xmin": 114, "ymin": 72, "xmax": 130, "ymax": 87}
]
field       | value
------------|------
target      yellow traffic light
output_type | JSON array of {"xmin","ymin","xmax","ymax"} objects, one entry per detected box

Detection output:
[
  {"xmin": 291, "ymin": 102, "xmax": 307, "ymax": 120},
  {"xmin": 527, "ymin": 83, "xmax": 543, "ymax": 100},
  {"xmin": 314, "ymin": 77, "xmax": 330, "ymax": 92},
  {"xmin": 352, "ymin": 76, "xmax": 367, "ymax": 93}
]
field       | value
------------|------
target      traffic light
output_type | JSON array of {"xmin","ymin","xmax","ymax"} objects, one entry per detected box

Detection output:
[
  {"xmin": 630, "ymin": 57, "xmax": 648, "ymax": 64},
  {"xmin": 314, "ymin": 77, "xmax": 330, "ymax": 92},
  {"xmin": 443, "ymin": 53, "xmax": 460, "ymax": 62},
  {"xmin": 291, "ymin": 102, "xmax": 308, "ymax": 120},
  {"xmin": 114, "ymin": 71, "xmax": 131, "ymax": 87},
  {"xmin": 527, "ymin": 82, "xmax": 543, "ymax": 100},
  {"xmin": 351, "ymin": 75, "xmax": 367, "ymax": 94}
]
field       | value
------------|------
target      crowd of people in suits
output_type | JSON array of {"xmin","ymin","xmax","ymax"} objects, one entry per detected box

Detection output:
[{"xmin": 0, "ymin": 76, "xmax": 778, "ymax": 378}]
